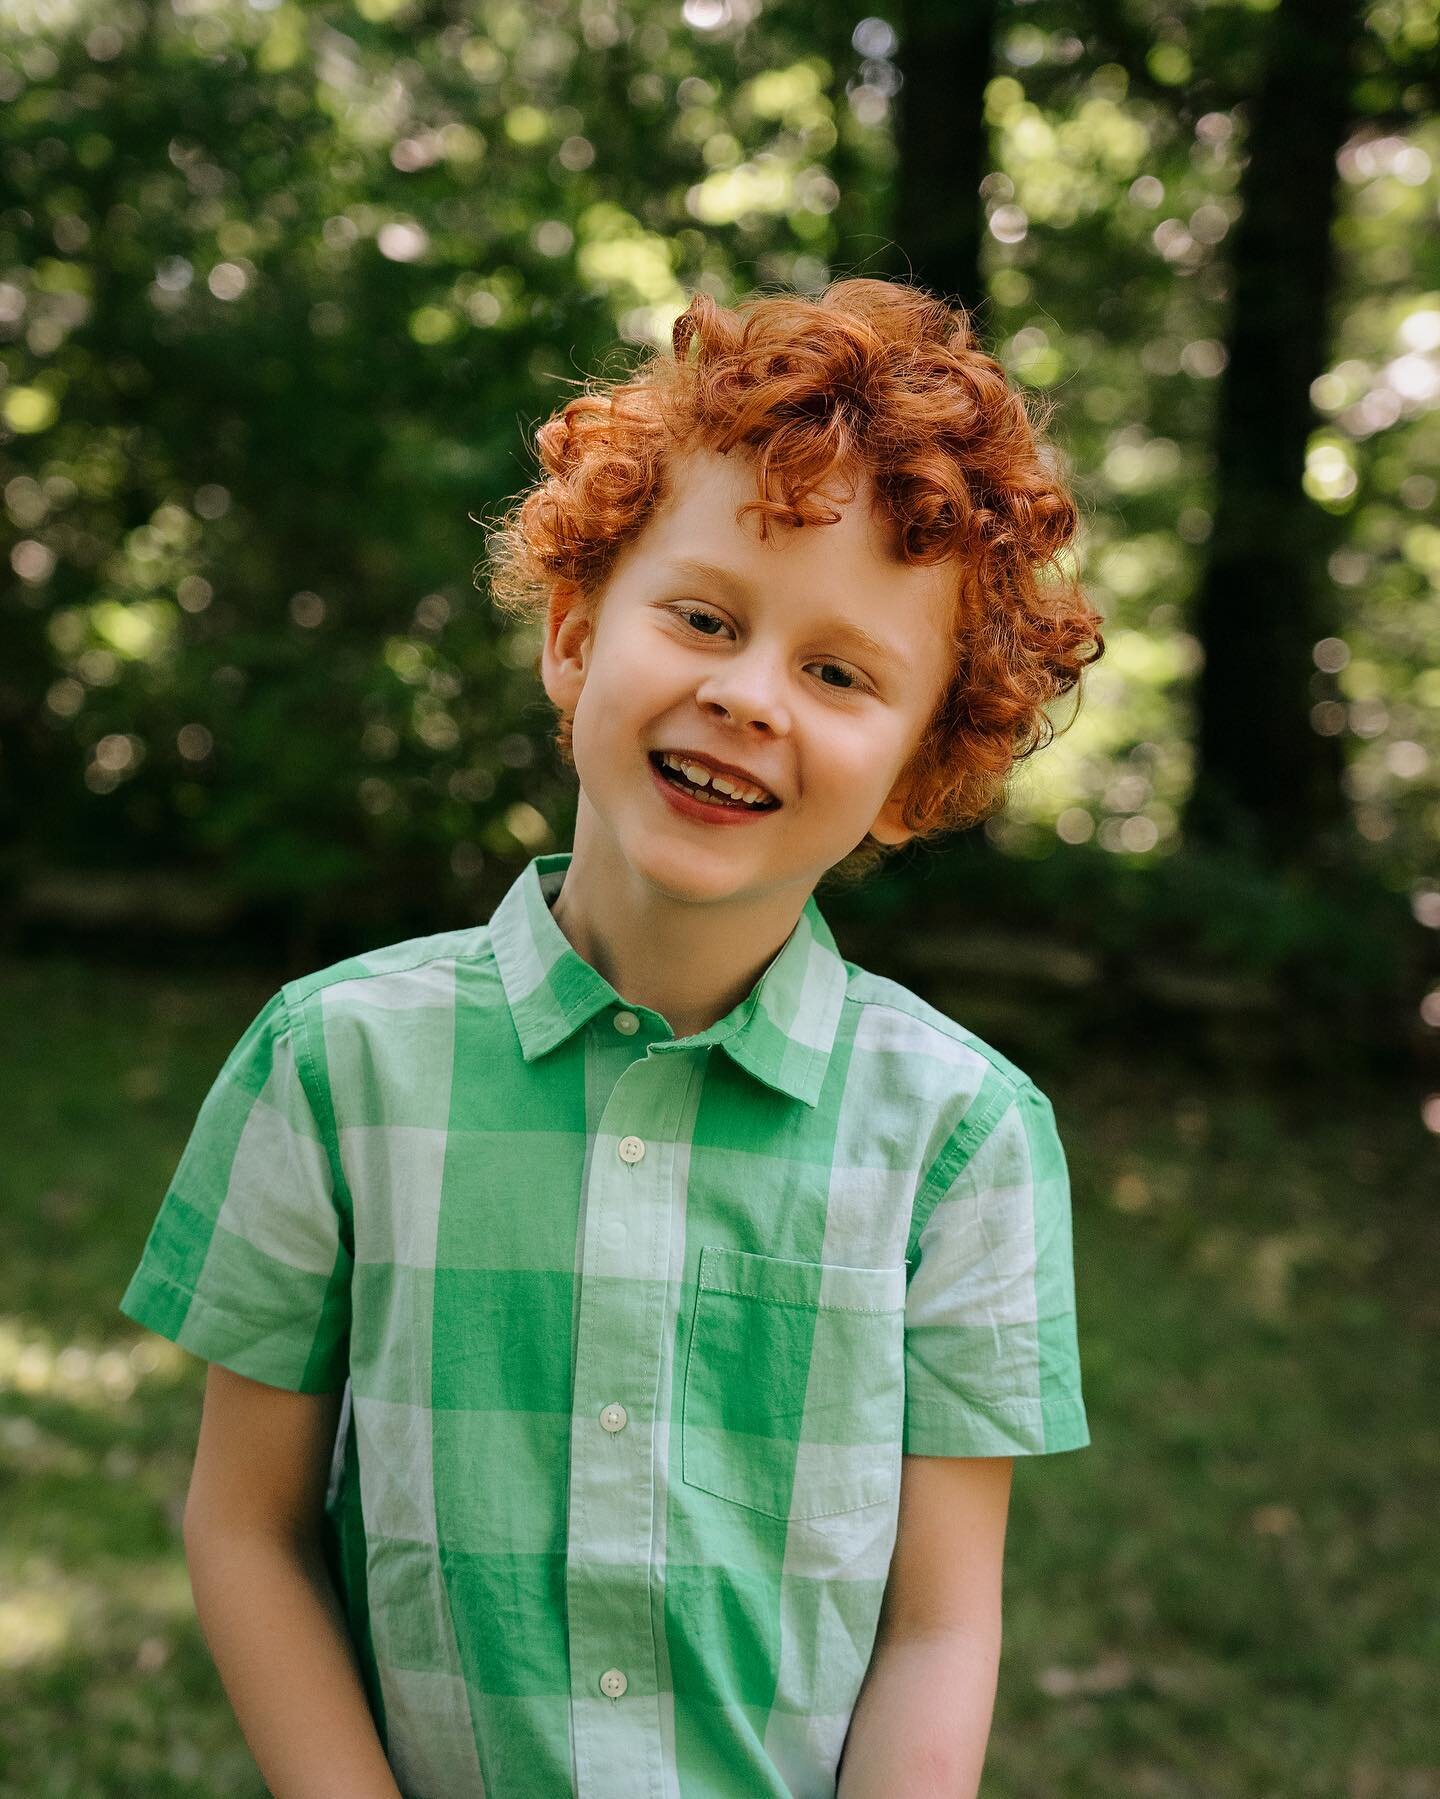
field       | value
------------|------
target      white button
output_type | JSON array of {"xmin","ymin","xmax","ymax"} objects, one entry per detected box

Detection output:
[
  {"xmin": 599, "ymin": 1402, "xmax": 628, "ymax": 1433},
  {"xmin": 599, "ymin": 1667, "xmax": 628, "ymax": 1699},
  {"xmin": 613, "ymin": 1010, "xmax": 639, "ymax": 1035},
  {"xmin": 617, "ymin": 1135, "xmax": 645, "ymax": 1164}
]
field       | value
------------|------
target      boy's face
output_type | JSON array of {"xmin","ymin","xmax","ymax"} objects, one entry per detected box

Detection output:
[{"xmin": 540, "ymin": 445, "xmax": 957, "ymax": 910}]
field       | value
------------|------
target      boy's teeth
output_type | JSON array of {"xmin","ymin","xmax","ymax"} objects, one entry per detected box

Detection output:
[{"xmin": 661, "ymin": 752, "xmax": 770, "ymax": 806}]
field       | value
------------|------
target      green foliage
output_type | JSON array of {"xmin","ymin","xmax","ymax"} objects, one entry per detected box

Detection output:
[
  {"xmin": 0, "ymin": 0, "xmax": 886, "ymax": 925},
  {"xmin": 856, "ymin": 827, "xmax": 1415, "ymax": 979},
  {"xmin": 826, "ymin": 828, "xmax": 1428, "ymax": 1084},
  {"xmin": 0, "ymin": 0, "xmax": 1436, "ymax": 969}
]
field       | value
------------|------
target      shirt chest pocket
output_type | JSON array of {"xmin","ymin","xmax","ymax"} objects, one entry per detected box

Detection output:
[{"xmin": 680, "ymin": 1245, "xmax": 907, "ymax": 1522}]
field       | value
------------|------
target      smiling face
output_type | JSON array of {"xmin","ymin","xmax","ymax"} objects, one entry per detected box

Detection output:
[{"xmin": 539, "ymin": 445, "xmax": 959, "ymax": 910}]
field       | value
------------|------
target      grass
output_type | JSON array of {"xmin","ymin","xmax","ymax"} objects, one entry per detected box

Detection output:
[{"xmin": 0, "ymin": 952, "xmax": 1436, "ymax": 1797}]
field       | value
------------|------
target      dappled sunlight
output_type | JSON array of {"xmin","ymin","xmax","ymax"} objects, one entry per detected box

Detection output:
[
  {"xmin": 0, "ymin": 1555, "xmax": 193, "ymax": 1674},
  {"xmin": 0, "ymin": 1316, "xmax": 189, "ymax": 1409},
  {"xmin": 0, "ymin": 1579, "xmax": 78, "ymax": 1672},
  {"xmin": 2, "ymin": 1, "xmax": 1434, "ymax": 904}
]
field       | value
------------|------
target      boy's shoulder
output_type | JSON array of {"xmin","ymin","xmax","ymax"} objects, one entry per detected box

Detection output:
[
  {"xmin": 279, "ymin": 924, "xmax": 497, "ymax": 1014},
  {"xmin": 837, "ymin": 954, "xmax": 1041, "ymax": 1103}
]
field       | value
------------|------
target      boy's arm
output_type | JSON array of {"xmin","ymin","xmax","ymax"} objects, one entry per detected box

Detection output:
[
  {"xmin": 836, "ymin": 1453, "xmax": 1014, "ymax": 1799},
  {"xmin": 182, "ymin": 1364, "xmax": 403, "ymax": 1799}
]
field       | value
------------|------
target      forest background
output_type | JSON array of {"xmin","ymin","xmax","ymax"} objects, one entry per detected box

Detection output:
[{"xmin": 1, "ymin": 0, "xmax": 1437, "ymax": 1794}]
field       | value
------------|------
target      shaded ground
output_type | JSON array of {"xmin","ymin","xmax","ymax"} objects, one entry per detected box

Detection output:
[{"xmin": 1, "ymin": 953, "xmax": 1437, "ymax": 1798}]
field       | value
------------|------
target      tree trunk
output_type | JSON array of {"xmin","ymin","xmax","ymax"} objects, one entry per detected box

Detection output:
[
  {"xmin": 1185, "ymin": 0, "xmax": 1365, "ymax": 870},
  {"xmin": 884, "ymin": 0, "xmax": 995, "ymax": 312}
]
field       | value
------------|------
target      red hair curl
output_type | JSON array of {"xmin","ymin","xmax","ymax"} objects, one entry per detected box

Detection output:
[{"xmin": 483, "ymin": 276, "xmax": 1104, "ymax": 885}]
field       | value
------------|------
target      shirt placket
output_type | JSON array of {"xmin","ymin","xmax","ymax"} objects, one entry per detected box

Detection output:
[{"xmin": 567, "ymin": 1031, "xmax": 692, "ymax": 1798}]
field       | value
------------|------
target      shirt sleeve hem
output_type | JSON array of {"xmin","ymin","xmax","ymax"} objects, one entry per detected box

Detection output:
[
  {"xmin": 903, "ymin": 1395, "xmax": 1091, "ymax": 1458},
  {"xmin": 117, "ymin": 1266, "xmax": 346, "ymax": 1395}
]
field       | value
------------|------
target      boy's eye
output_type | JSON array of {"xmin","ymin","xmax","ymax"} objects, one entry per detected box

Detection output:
[
  {"xmin": 679, "ymin": 606, "xmax": 726, "ymax": 638},
  {"xmin": 673, "ymin": 606, "xmax": 867, "ymax": 694}
]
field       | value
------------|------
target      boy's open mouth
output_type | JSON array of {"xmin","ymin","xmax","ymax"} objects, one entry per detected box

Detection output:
[{"xmin": 648, "ymin": 751, "xmax": 781, "ymax": 811}]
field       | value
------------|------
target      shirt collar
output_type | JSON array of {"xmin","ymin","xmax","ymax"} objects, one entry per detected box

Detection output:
[{"xmin": 488, "ymin": 852, "xmax": 848, "ymax": 1108}]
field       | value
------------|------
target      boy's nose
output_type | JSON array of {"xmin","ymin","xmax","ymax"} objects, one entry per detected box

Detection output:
[{"xmin": 694, "ymin": 666, "xmax": 793, "ymax": 737}]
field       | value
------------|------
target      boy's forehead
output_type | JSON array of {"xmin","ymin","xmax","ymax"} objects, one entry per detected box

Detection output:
[
  {"xmin": 657, "ymin": 443, "xmax": 887, "ymax": 548},
  {"xmin": 644, "ymin": 446, "xmax": 954, "ymax": 626}
]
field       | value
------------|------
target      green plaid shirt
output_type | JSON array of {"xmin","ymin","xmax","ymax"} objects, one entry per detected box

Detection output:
[{"xmin": 119, "ymin": 850, "xmax": 1089, "ymax": 1799}]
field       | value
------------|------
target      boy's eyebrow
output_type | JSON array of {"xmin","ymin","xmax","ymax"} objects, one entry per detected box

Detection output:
[{"xmin": 663, "ymin": 556, "xmax": 903, "ymax": 669}]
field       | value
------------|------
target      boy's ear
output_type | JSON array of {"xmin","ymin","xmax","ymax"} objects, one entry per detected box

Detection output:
[
  {"xmin": 539, "ymin": 581, "xmax": 593, "ymax": 713},
  {"xmin": 867, "ymin": 776, "xmax": 918, "ymax": 848}
]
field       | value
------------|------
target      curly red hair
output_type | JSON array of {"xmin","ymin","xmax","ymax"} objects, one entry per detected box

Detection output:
[{"xmin": 483, "ymin": 276, "xmax": 1104, "ymax": 885}]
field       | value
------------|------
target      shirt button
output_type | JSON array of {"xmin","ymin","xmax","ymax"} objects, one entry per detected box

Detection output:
[
  {"xmin": 613, "ymin": 1010, "xmax": 639, "ymax": 1035},
  {"xmin": 617, "ymin": 1135, "xmax": 645, "ymax": 1164},
  {"xmin": 599, "ymin": 1402, "xmax": 628, "ymax": 1433},
  {"xmin": 599, "ymin": 1667, "xmax": 628, "ymax": 1699}
]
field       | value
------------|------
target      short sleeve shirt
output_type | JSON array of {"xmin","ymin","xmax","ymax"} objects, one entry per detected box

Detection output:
[{"xmin": 119, "ymin": 849, "xmax": 1089, "ymax": 1799}]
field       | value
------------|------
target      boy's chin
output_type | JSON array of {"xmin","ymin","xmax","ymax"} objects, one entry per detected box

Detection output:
[
  {"xmin": 631, "ymin": 848, "xmax": 765, "ymax": 897},
  {"xmin": 623, "ymin": 835, "xmax": 833, "ymax": 909},
  {"xmin": 616, "ymin": 830, "xmax": 769, "ymax": 889}
]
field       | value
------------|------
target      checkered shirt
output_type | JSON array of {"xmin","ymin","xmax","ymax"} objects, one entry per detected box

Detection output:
[{"xmin": 119, "ymin": 850, "xmax": 1089, "ymax": 1798}]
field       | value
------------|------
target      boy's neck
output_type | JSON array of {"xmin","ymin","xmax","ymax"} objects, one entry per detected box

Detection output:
[{"xmin": 545, "ymin": 818, "xmax": 812, "ymax": 1041}]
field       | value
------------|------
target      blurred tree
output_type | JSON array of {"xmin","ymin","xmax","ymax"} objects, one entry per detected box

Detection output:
[
  {"xmin": 1185, "ymin": 0, "xmax": 1368, "ymax": 870},
  {"xmin": 0, "ymin": 0, "xmax": 1434, "ymax": 971},
  {"xmin": 883, "ymin": 0, "xmax": 993, "ymax": 312}
]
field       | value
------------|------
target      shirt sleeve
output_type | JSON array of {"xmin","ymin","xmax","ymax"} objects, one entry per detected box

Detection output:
[
  {"xmin": 117, "ymin": 987, "xmax": 352, "ymax": 1393},
  {"xmin": 903, "ymin": 1076, "xmax": 1090, "ymax": 1457}
]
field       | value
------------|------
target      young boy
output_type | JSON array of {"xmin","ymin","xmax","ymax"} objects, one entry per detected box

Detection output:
[{"xmin": 119, "ymin": 276, "xmax": 1103, "ymax": 1799}]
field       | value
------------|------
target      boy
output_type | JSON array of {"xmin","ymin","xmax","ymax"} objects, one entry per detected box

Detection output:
[{"xmin": 119, "ymin": 276, "xmax": 1103, "ymax": 1799}]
